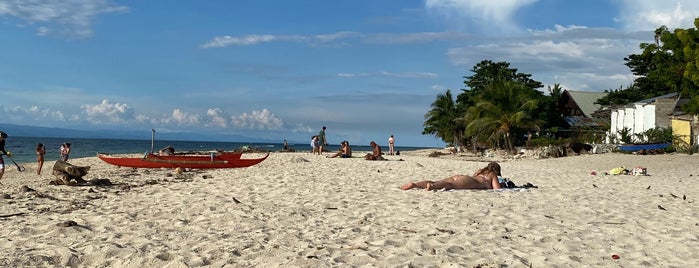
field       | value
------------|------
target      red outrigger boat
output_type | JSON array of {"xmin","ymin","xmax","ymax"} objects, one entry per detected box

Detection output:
[{"xmin": 98, "ymin": 152, "xmax": 269, "ymax": 169}]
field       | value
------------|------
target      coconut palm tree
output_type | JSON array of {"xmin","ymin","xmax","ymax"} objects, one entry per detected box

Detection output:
[
  {"xmin": 422, "ymin": 89, "xmax": 462, "ymax": 147},
  {"xmin": 464, "ymin": 80, "xmax": 540, "ymax": 153}
]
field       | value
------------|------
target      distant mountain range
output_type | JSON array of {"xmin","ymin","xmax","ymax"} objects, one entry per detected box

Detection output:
[{"xmin": 0, "ymin": 123, "xmax": 280, "ymax": 143}]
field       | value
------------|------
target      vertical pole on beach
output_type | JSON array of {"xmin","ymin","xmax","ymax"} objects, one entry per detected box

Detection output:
[{"xmin": 150, "ymin": 129, "xmax": 155, "ymax": 154}]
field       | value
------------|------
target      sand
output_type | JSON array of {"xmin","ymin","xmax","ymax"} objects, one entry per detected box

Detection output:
[{"xmin": 0, "ymin": 150, "xmax": 697, "ymax": 267}]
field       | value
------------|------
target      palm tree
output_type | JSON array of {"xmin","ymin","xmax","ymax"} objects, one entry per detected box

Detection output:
[
  {"xmin": 464, "ymin": 80, "xmax": 540, "ymax": 153},
  {"xmin": 422, "ymin": 89, "xmax": 462, "ymax": 147}
]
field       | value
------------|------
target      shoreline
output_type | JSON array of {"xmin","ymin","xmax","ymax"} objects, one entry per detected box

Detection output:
[{"xmin": 1, "ymin": 152, "xmax": 697, "ymax": 267}]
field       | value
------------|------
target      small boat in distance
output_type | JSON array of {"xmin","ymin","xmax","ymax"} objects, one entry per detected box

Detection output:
[{"xmin": 98, "ymin": 151, "xmax": 268, "ymax": 169}]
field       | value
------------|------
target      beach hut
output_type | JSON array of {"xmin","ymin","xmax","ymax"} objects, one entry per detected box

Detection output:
[
  {"xmin": 607, "ymin": 92, "xmax": 681, "ymax": 143},
  {"xmin": 557, "ymin": 90, "xmax": 609, "ymax": 141}
]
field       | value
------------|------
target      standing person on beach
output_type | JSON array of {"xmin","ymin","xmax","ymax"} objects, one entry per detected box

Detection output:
[
  {"xmin": 311, "ymin": 136, "xmax": 320, "ymax": 154},
  {"xmin": 388, "ymin": 135, "xmax": 395, "ymax": 155},
  {"xmin": 36, "ymin": 143, "xmax": 46, "ymax": 175},
  {"xmin": 60, "ymin": 143, "xmax": 71, "ymax": 162},
  {"xmin": 318, "ymin": 126, "xmax": 327, "ymax": 154},
  {"xmin": 0, "ymin": 131, "xmax": 11, "ymax": 182},
  {"xmin": 401, "ymin": 162, "xmax": 503, "ymax": 190}
]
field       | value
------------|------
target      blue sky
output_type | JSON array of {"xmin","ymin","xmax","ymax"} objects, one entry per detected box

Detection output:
[{"xmin": 1, "ymin": 0, "xmax": 699, "ymax": 147}]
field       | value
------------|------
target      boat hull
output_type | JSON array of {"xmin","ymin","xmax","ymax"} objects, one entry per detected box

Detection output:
[{"xmin": 98, "ymin": 152, "xmax": 268, "ymax": 169}]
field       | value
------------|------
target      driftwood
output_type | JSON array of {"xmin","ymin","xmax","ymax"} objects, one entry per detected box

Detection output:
[{"xmin": 52, "ymin": 160, "xmax": 90, "ymax": 186}]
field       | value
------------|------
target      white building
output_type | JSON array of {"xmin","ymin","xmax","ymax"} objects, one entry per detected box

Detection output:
[{"xmin": 608, "ymin": 93, "xmax": 680, "ymax": 143}]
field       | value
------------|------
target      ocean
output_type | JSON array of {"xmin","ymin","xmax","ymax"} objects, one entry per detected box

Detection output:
[{"xmin": 3, "ymin": 136, "xmax": 432, "ymax": 164}]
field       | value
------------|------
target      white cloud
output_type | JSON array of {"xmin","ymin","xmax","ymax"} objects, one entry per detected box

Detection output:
[
  {"xmin": 425, "ymin": 0, "xmax": 538, "ymax": 32},
  {"xmin": 166, "ymin": 109, "xmax": 200, "ymax": 126},
  {"xmin": 446, "ymin": 35, "xmax": 640, "ymax": 91},
  {"xmin": 230, "ymin": 109, "xmax": 283, "ymax": 130},
  {"xmin": 200, "ymin": 34, "xmax": 277, "ymax": 48},
  {"xmin": 206, "ymin": 108, "xmax": 228, "ymax": 128},
  {"xmin": 200, "ymin": 31, "xmax": 363, "ymax": 48},
  {"xmin": 2, "ymin": 104, "xmax": 67, "ymax": 122},
  {"xmin": 135, "ymin": 114, "xmax": 152, "ymax": 124},
  {"xmin": 290, "ymin": 123, "xmax": 313, "ymax": 133},
  {"xmin": 617, "ymin": 0, "xmax": 699, "ymax": 31},
  {"xmin": 81, "ymin": 99, "xmax": 134, "ymax": 124},
  {"xmin": 0, "ymin": 0, "xmax": 128, "ymax": 38}
]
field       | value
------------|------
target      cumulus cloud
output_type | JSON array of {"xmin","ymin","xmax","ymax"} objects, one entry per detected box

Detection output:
[
  {"xmin": 165, "ymin": 109, "xmax": 201, "ymax": 126},
  {"xmin": 206, "ymin": 108, "xmax": 228, "ymax": 127},
  {"xmin": 230, "ymin": 109, "xmax": 283, "ymax": 130},
  {"xmin": 2, "ymin": 104, "xmax": 69, "ymax": 122},
  {"xmin": 81, "ymin": 99, "xmax": 135, "ymax": 124},
  {"xmin": 155, "ymin": 108, "xmax": 285, "ymax": 131},
  {"xmin": 0, "ymin": 0, "xmax": 128, "ymax": 38}
]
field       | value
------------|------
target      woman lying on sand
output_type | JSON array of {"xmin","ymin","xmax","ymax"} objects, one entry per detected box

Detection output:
[{"xmin": 401, "ymin": 162, "xmax": 503, "ymax": 190}]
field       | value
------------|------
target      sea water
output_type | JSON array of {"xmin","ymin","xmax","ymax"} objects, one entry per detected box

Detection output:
[{"xmin": 3, "ymin": 136, "xmax": 430, "ymax": 164}]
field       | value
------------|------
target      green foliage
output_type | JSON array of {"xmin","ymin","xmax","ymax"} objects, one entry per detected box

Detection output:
[
  {"xmin": 424, "ymin": 18, "xmax": 699, "ymax": 149},
  {"xmin": 456, "ymin": 60, "xmax": 544, "ymax": 113},
  {"xmin": 423, "ymin": 60, "xmax": 564, "ymax": 149},
  {"xmin": 640, "ymin": 127, "xmax": 673, "ymax": 144},
  {"xmin": 542, "ymin": 84, "xmax": 568, "ymax": 129},
  {"xmin": 672, "ymin": 134, "xmax": 698, "ymax": 154},
  {"xmin": 618, "ymin": 127, "xmax": 673, "ymax": 144},
  {"xmin": 422, "ymin": 89, "xmax": 462, "ymax": 147},
  {"xmin": 618, "ymin": 127, "xmax": 633, "ymax": 144},
  {"xmin": 595, "ymin": 85, "xmax": 647, "ymax": 106},
  {"xmin": 570, "ymin": 127, "xmax": 607, "ymax": 144},
  {"xmin": 463, "ymin": 79, "xmax": 541, "ymax": 153},
  {"xmin": 530, "ymin": 136, "xmax": 572, "ymax": 147},
  {"xmin": 599, "ymin": 21, "xmax": 699, "ymax": 113}
]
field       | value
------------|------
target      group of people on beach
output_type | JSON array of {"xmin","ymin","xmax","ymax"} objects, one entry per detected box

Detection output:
[
  {"xmin": 0, "ymin": 130, "xmax": 72, "ymax": 182},
  {"xmin": 3, "ymin": 127, "xmax": 504, "ymax": 191},
  {"xmin": 305, "ymin": 126, "xmax": 505, "ymax": 191},
  {"xmin": 310, "ymin": 126, "xmax": 397, "ymax": 161}
]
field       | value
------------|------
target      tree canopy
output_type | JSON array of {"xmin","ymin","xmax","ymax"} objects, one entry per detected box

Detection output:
[
  {"xmin": 422, "ymin": 89, "xmax": 462, "ymax": 147},
  {"xmin": 423, "ymin": 60, "xmax": 554, "ymax": 151},
  {"xmin": 597, "ymin": 18, "xmax": 699, "ymax": 114}
]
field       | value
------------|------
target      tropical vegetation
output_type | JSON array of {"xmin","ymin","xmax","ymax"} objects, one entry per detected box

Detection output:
[{"xmin": 424, "ymin": 18, "xmax": 699, "ymax": 152}]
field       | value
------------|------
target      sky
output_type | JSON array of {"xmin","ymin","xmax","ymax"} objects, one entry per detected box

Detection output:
[{"xmin": 1, "ymin": 0, "xmax": 699, "ymax": 147}]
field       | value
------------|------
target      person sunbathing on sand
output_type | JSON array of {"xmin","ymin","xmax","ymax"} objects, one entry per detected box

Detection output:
[{"xmin": 401, "ymin": 162, "xmax": 503, "ymax": 190}]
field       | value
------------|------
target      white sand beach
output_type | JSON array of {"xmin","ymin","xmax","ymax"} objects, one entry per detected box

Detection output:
[{"xmin": 1, "ymin": 151, "xmax": 698, "ymax": 267}]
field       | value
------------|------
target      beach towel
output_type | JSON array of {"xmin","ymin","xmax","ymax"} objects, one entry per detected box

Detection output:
[
  {"xmin": 499, "ymin": 177, "xmax": 537, "ymax": 189},
  {"xmin": 609, "ymin": 167, "xmax": 629, "ymax": 175}
]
